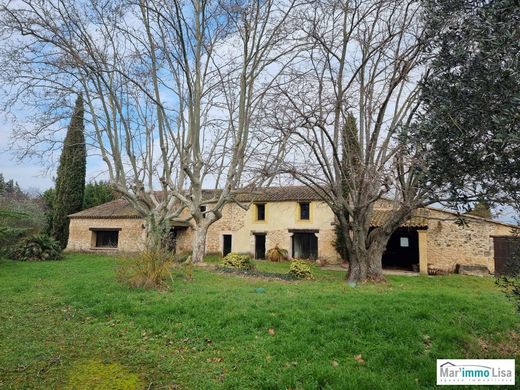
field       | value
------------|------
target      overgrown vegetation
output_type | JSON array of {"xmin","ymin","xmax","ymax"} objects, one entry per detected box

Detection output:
[
  {"xmin": 116, "ymin": 248, "xmax": 174, "ymax": 290},
  {"xmin": 0, "ymin": 253, "xmax": 518, "ymax": 389},
  {"xmin": 266, "ymin": 245, "xmax": 289, "ymax": 262},
  {"xmin": 288, "ymin": 260, "xmax": 314, "ymax": 280},
  {"xmin": 220, "ymin": 253, "xmax": 256, "ymax": 271},
  {"xmin": 0, "ymin": 184, "xmax": 47, "ymax": 257},
  {"xmin": 10, "ymin": 234, "xmax": 62, "ymax": 261}
]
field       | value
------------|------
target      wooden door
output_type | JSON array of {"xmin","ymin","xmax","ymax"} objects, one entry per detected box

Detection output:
[
  {"xmin": 493, "ymin": 236, "xmax": 520, "ymax": 276},
  {"xmin": 255, "ymin": 234, "xmax": 266, "ymax": 259}
]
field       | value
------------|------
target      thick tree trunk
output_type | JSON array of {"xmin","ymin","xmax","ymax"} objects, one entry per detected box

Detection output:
[
  {"xmin": 346, "ymin": 228, "xmax": 388, "ymax": 284},
  {"xmin": 191, "ymin": 226, "xmax": 208, "ymax": 263}
]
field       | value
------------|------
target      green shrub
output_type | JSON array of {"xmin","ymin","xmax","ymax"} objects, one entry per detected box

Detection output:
[
  {"xmin": 288, "ymin": 259, "xmax": 314, "ymax": 279},
  {"xmin": 11, "ymin": 234, "xmax": 62, "ymax": 261},
  {"xmin": 266, "ymin": 245, "xmax": 289, "ymax": 262},
  {"xmin": 117, "ymin": 248, "xmax": 174, "ymax": 289},
  {"xmin": 220, "ymin": 253, "xmax": 255, "ymax": 271}
]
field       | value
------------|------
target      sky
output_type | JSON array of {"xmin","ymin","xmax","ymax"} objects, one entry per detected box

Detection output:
[
  {"xmin": 0, "ymin": 122, "xmax": 54, "ymax": 193},
  {"xmin": 0, "ymin": 119, "xmax": 107, "ymax": 194}
]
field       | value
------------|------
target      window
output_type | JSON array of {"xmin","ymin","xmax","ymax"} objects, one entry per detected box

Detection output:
[
  {"xmin": 200, "ymin": 205, "xmax": 207, "ymax": 218},
  {"xmin": 400, "ymin": 237, "xmax": 409, "ymax": 247},
  {"xmin": 256, "ymin": 203, "xmax": 266, "ymax": 221},
  {"xmin": 292, "ymin": 232, "xmax": 318, "ymax": 260},
  {"xmin": 299, "ymin": 202, "xmax": 310, "ymax": 220},
  {"xmin": 95, "ymin": 230, "xmax": 119, "ymax": 248}
]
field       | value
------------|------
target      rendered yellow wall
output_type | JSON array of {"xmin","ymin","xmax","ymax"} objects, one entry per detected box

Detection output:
[{"xmin": 203, "ymin": 201, "xmax": 340, "ymax": 262}]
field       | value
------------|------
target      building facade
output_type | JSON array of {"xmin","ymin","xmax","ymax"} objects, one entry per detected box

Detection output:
[{"xmin": 66, "ymin": 187, "xmax": 514, "ymax": 274}]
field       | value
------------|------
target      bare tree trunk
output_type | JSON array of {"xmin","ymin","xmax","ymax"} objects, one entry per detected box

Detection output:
[
  {"xmin": 347, "ymin": 241, "xmax": 387, "ymax": 284},
  {"xmin": 144, "ymin": 214, "xmax": 168, "ymax": 251},
  {"xmin": 191, "ymin": 225, "xmax": 209, "ymax": 264},
  {"xmin": 343, "ymin": 216, "xmax": 389, "ymax": 284},
  {"xmin": 366, "ymin": 239, "xmax": 388, "ymax": 282}
]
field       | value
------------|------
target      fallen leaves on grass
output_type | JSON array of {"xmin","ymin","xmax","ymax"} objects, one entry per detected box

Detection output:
[
  {"xmin": 354, "ymin": 354, "xmax": 365, "ymax": 365},
  {"xmin": 206, "ymin": 357, "xmax": 223, "ymax": 363},
  {"xmin": 423, "ymin": 335, "xmax": 432, "ymax": 352},
  {"xmin": 268, "ymin": 327, "xmax": 276, "ymax": 336}
]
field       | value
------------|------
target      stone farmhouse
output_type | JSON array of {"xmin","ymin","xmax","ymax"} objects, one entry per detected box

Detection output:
[{"xmin": 66, "ymin": 186, "xmax": 515, "ymax": 275}]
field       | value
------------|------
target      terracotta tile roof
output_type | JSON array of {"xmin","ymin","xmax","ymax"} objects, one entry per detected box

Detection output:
[
  {"xmin": 69, "ymin": 186, "xmax": 322, "ymax": 219},
  {"xmin": 370, "ymin": 209, "xmax": 430, "ymax": 228},
  {"xmin": 69, "ymin": 198, "xmax": 141, "ymax": 219},
  {"xmin": 235, "ymin": 186, "xmax": 321, "ymax": 202}
]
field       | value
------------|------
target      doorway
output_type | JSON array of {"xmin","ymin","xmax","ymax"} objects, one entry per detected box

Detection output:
[
  {"xmin": 254, "ymin": 234, "xmax": 266, "ymax": 259},
  {"xmin": 223, "ymin": 234, "xmax": 232, "ymax": 256},
  {"xmin": 381, "ymin": 228, "xmax": 419, "ymax": 271}
]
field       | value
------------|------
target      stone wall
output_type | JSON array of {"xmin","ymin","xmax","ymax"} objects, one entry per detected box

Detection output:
[
  {"xmin": 206, "ymin": 203, "xmax": 247, "ymax": 253},
  {"xmin": 425, "ymin": 209, "xmax": 513, "ymax": 273},
  {"xmin": 66, "ymin": 218, "xmax": 145, "ymax": 252}
]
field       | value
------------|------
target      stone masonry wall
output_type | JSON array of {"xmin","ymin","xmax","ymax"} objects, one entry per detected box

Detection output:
[
  {"xmin": 206, "ymin": 203, "xmax": 247, "ymax": 254},
  {"xmin": 66, "ymin": 218, "xmax": 145, "ymax": 252},
  {"xmin": 426, "ymin": 209, "xmax": 513, "ymax": 273}
]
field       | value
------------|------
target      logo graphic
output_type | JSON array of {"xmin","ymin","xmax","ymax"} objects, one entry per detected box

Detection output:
[{"xmin": 437, "ymin": 359, "xmax": 515, "ymax": 385}]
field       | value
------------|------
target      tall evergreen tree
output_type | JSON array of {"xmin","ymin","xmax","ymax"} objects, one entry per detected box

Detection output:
[
  {"xmin": 410, "ymin": 0, "xmax": 520, "ymax": 205},
  {"xmin": 51, "ymin": 95, "xmax": 86, "ymax": 248}
]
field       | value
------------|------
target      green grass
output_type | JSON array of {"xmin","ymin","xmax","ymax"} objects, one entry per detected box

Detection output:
[{"xmin": 0, "ymin": 253, "xmax": 518, "ymax": 389}]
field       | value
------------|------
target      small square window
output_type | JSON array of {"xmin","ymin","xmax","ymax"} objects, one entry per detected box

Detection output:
[
  {"xmin": 400, "ymin": 237, "xmax": 409, "ymax": 247},
  {"xmin": 256, "ymin": 203, "xmax": 265, "ymax": 221},
  {"xmin": 299, "ymin": 202, "xmax": 310, "ymax": 220}
]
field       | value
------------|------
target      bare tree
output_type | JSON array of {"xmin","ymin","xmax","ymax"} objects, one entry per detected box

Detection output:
[
  {"xmin": 269, "ymin": 0, "xmax": 432, "ymax": 283},
  {"xmin": 0, "ymin": 0, "xmax": 300, "ymax": 261}
]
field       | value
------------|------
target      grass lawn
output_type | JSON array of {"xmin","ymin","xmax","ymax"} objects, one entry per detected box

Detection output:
[{"xmin": 0, "ymin": 253, "xmax": 518, "ymax": 389}]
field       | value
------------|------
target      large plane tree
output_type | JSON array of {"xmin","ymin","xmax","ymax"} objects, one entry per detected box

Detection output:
[
  {"xmin": 269, "ymin": 0, "xmax": 434, "ymax": 283},
  {"xmin": 0, "ymin": 0, "xmax": 301, "ymax": 261}
]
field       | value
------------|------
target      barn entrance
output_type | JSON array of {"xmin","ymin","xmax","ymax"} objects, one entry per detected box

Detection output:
[{"xmin": 381, "ymin": 228, "xmax": 420, "ymax": 272}]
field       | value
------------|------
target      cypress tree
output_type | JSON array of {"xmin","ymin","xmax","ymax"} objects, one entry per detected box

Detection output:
[{"xmin": 51, "ymin": 95, "xmax": 86, "ymax": 248}]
